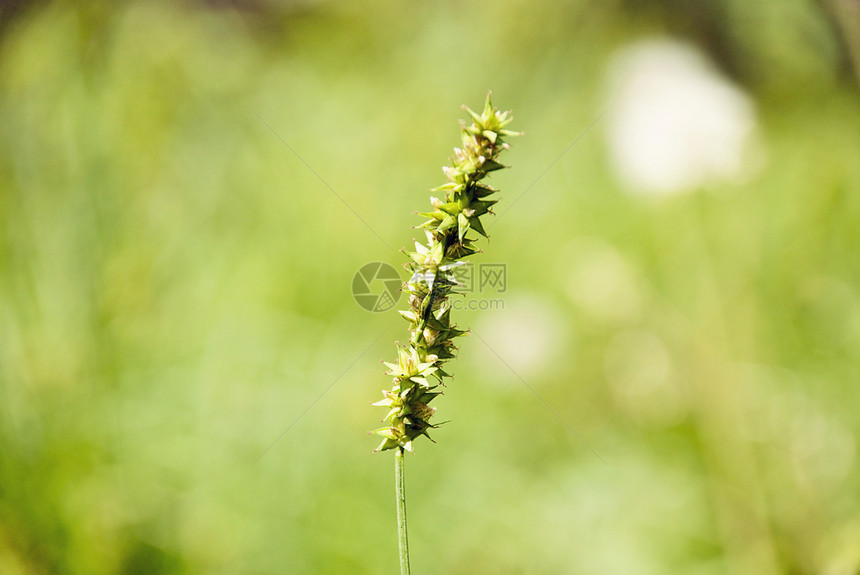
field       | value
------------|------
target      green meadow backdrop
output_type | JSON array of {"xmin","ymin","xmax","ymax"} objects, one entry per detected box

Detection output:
[{"xmin": 1, "ymin": 1, "xmax": 858, "ymax": 573}]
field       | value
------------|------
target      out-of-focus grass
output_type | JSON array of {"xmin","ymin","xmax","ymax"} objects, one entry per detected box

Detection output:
[{"xmin": 0, "ymin": 1, "xmax": 858, "ymax": 574}]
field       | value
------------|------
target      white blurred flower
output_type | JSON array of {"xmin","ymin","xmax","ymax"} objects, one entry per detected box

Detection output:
[{"xmin": 605, "ymin": 38, "xmax": 760, "ymax": 195}]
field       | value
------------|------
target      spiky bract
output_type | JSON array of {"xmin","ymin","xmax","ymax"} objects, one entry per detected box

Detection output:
[{"xmin": 372, "ymin": 94, "xmax": 518, "ymax": 453}]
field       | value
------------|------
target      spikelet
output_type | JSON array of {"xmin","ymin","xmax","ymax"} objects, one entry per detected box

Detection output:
[{"xmin": 372, "ymin": 94, "xmax": 519, "ymax": 453}]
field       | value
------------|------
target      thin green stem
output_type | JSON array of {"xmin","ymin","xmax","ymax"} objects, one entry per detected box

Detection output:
[{"xmin": 395, "ymin": 447, "xmax": 411, "ymax": 575}]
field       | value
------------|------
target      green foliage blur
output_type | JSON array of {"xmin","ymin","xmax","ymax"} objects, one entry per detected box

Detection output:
[{"xmin": 1, "ymin": 1, "xmax": 859, "ymax": 573}]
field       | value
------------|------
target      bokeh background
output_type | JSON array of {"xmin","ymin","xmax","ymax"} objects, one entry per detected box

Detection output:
[{"xmin": 1, "ymin": 1, "xmax": 859, "ymax": 573}]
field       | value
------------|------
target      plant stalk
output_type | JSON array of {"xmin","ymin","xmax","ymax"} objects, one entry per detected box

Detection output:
[{"xmin": 395, "ymin": 447, "xmax": 411, "ymax": 574}]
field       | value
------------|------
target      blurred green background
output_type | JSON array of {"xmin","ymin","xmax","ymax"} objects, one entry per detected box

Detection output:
[{"xmin": 1, "ymin": 1, "xmax": 859, "ymax": 573}]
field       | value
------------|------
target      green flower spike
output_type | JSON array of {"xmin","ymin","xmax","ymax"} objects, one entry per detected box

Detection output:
[{"xmin": 371, "ymin": 93, "xmax": 519, "ymax": 454}]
